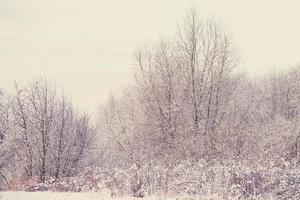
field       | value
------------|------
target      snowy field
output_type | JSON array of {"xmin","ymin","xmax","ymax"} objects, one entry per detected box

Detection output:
[
  {"xmin": 0, "ymin": 192, "xmax": 218, "ymax": 200},
  {"xmin": 0, "ymin": 192, "xmax": 135, "ymax": 200},
  {"xmin": 0, "ymin": 192, "xmax": 107, "ymax": 200},
  {"xmin": 0, "ymin": 192, "xmax": 188, "ymax": 200},
  {"xmin": 0, "ymin": 192, "xmax": 134, "ymax": 200}
]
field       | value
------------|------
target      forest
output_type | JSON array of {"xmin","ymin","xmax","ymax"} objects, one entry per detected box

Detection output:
[{"xmin": 0, "ymin": 11, "xmax": 300, "ymax": 200}]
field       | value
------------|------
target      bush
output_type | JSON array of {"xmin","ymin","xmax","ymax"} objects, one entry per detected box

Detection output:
[{"xmin": 17, "ymin": 158, "xmax": 300, "ymax": 199}]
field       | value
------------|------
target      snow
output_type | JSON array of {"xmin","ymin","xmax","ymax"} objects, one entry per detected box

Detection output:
[
  {"xmin": 0, "ymin": 192, "xmax": 217, "ymax": 200},
  {"xmin": 0, "ymin": 192, "xmax": 126, "ymax": 200},
  {"xmin": 0, "ymin": 192, "xmax": 106, "ymax": 200},
  {"xmin": 0, "ymin": 192, "xmax": 180, "ymax": 200}
]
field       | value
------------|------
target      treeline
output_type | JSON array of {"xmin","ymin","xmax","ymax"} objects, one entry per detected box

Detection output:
[
  {"xmin": 98, "ymin": 11, "xmax": 300, "ymax": 166},
  {"xmin": 0, "ymin": 10, "xmax": 299, "ymax": 198}
]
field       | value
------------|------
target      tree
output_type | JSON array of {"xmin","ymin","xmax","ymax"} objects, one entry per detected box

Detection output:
[
  {"xmin": 99, "ymin": 10, "xmax": 240, "ymax": 175},
  {"xmin": 11, "ymin": 78, "xmax": 96, "ymax": 182},
  {"xmin": 0, "ymin": 90, "xmax": 14, "ymax": 189}
]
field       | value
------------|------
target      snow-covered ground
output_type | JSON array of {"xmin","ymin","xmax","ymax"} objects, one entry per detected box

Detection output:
[
  {"xmin": 0, "ymin": 192, "xmax": 106, "ymax": 200},
  {"xmin": 0, "ymin": 192, "xmax": 219, "ymax": 200},
  {"xmin": 0, "ymin": 192, "xmax": 131, "ymax": 200},
  {"xmin": 0, "ymin": 192, "xmax": 133, "ymax": 200},
  {"xmin": 0, "ymin": 192, "xmax": 183, "ymax": 200}
]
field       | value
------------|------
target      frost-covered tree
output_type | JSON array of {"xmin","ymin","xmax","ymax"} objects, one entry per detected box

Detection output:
[
  {"xmin": 100, "ymin": 10, "xmax": 240, "ymax": 165},
  {"xmin": 0, "ymin": 90, "xmax": 15, "ymax": 189},
  {"xmin": 10, "ymin": 79, "xmax": 96, "ymax": 183}
]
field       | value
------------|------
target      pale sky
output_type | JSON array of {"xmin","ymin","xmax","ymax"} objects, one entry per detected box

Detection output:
[{"xmin": 1, "ymin": 0, "xmax": 300, "ymax": 116}]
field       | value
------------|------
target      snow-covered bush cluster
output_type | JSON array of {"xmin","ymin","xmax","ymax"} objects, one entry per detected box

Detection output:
[
  {"xmin": 21, "ymin": 168, "xmax": 107, "ymax": 192},
  {"xmin": 118, "ymin": 159, "xmax": 300, "ymax": 199},
  {"xmin": 9, "ymin": 159, "xmax": 299, "ymax": 199}
]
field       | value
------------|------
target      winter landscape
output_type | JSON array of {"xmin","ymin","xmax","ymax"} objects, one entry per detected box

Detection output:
[{"xmin": 1, "ymin": 1, "xmax": 300, "ymax": 200}]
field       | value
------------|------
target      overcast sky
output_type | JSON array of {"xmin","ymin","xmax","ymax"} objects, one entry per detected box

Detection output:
[{"xmin": 1, "ymin": 0, "xmax": 300, "ymax": 116}]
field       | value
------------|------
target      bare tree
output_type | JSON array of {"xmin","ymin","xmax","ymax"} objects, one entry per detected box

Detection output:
[
  {"xmin": 176, "ymin": 11, "xmax": 237, "ymax": 158},
  {"xmin": 10, "ymin": 78, "xmax": 96, "ymax": 182},
  {"xmin": 0, "ymin": 90, "xmax": 14, "ymax": 189}
]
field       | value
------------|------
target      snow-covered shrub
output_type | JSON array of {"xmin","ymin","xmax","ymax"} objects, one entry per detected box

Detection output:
[
  {"xmin": 14, "ymin": 157, "xmax": 300, "ymax": 200},
  {"xmin": 21, "ymin": 167, "xmax": 107, "ymax": 192},
  {"xmin": 270, "ymin": 161, "xmax": 300, "ymax": 200}
]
